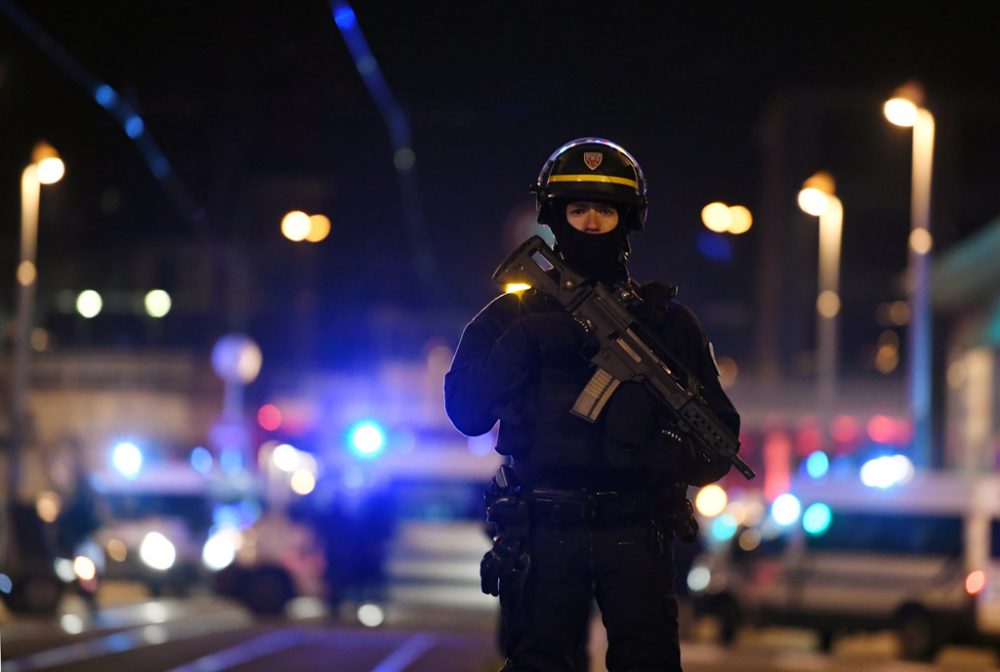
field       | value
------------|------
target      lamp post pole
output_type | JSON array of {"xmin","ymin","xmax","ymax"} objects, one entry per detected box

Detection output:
[
  {"xmin": 9, "ymin": 142, "xmax": 64, "ymax": 500},
  {"xmin": 798, "ymin": 172, "xmax": 843, "ymax": 449},
  {"xmin": 885, "ymin": 83, "xmax": 935, "ymax": 468}
]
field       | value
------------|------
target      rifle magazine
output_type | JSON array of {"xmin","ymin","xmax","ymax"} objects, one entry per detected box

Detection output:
[{"xmin": 571, "ymin": 368, "xmax": 621, "ymax": 422}]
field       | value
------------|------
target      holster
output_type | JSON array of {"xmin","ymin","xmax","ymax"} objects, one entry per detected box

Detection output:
[
  {"xmin": 481, "ymin": 466, "xmax": 531, "ymax": 597},
  {"xmin": 652, "ymin": 487, "xmax": 699, "ymax": 546}
]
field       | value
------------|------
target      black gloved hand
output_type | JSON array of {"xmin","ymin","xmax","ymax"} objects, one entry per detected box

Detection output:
[{"xmin": 520, "ymin": 311, "xmax": 594, "ymax": 358}]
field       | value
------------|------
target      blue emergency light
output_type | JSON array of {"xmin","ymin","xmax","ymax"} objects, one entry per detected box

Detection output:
[
  {"xmin": 112, "ymin": 441, "xmax": 143, "ymax": 478},
  {"xmin": 802, "ymin": 502, "xmax": 833, "ymax": 535},
  {"xmin": 349, "ymin": 421, "xmax": 386, "ymax": 458},
  {"xmin": 805, "ymin": 450, "xmax": 830, "ymax": 479}
]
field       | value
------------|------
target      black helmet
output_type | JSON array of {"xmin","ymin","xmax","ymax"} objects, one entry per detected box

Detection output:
[{"xmin": 532, "ymin": 137, "xmax": 648, "ymax": 231}]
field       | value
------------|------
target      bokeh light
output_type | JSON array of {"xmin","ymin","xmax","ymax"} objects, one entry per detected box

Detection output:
[
  {"xmin": 144, "ymin": 289, "xmax": 172, "ymax": 318},
  {"xmin": 350, "ymin": 421, "xmax": 386, "ymax": 458},
  {"xmin": 112, "ymin": 441, "xmax": 143, "ymax": 478},
  {"xmin": 909, "ymin": 228, "xmax": 933, "ymax": 254},
  {"xmin": 281, "ymin": 211, "xmax": 311, "ymax": 241},
  {"xmin": 727, "ymin": 205, "xmax": 753, "ymax": 234},
  {"xmin": 805, "ymin": 450, "xmax": 829, "ymax": 479},
  {"xmin": 771, "ymin": 493, "xmax": 801, "ymax": 526},
  {"xmin": 306, "ymin": 214, "xmax": 331, "ymax": 242},
  {"xmin": 701, "ymin": 202, "xmax": 731, "ymax": 233},
  {"xmin": 802, "ymin": 502, "xmax": 832, "ymax": 535},
  {"xmin": 76, "ymin": 290, "xmax": 103, "ymax": 318},
  {"xmin": 884, "ymin": 97, "xmax": 918, "ymax": 127},
  {"xmin": 258, "ymin": 404, "xmax": 283, "ymax": 431},
  {"xmin": 694, "ymin": 484, "xmax": 727, "ymax": 517}
]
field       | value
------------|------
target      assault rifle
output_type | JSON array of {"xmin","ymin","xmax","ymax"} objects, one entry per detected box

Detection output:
[{"xmin": 492, "ymin": 235, "xmax": 755, "ymax": 480}]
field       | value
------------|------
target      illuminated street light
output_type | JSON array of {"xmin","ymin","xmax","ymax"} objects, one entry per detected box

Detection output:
[
  {"xmin": 701, "ymin": 202, "xmax": 731, "ymax": 233},
  {"xmin": 884, "ymin": 81, "xmax": 935, "ymax": 467},
  {"xmin": 305, "ymin": 214, "xmax": 331, "ymax": 242},
  {"xmin": 797, "ymin": 171, "xmax": 843, "ymax": 448},
  {"xmin": 76, "ymin": 290, "xmax": 103, "ymax": 318},
  {"xmin": 701, "ymin": 202, "xmax": 753, "ymax": 235},
  {"xmin": 727, "ymin": 205, "xmax": 753, "ymax": 235},
  {"xmin": 282, "ymin": 210, "xmax": 332, "ymax": 243},
  {"xmin": 210, "ymin": 333, "xmax": 263, "ymax": 473},
  {"xmin": 9, "ymin": 141, "xmax": 64, "ymax": 499},
  {"xmin": 144, "ymin": 289, "xmax": 172, "ymax": 318},
  {"xmin": 281, "ymin": 210, "xmax": 311, "ymax": 241}
]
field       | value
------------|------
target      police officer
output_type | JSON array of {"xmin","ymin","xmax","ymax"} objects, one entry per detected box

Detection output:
[{"xmin": 445, "ymin": 137, "xmax": 740, "ymax": 671}]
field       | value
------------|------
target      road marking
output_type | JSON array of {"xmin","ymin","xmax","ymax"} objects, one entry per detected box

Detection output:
[
  {"xmin": 5, "ymin": 629, "xmax": 153, "ymax": 672},
  {"xmin": 3, "ymin": 613, "xmax": 248, "ymax": 672},
  {"xmin": 166, "ymin": 628, "xmax": 315, "ymax": 672},
  {"xmin": 370, "ymin": 634, "xmax": 435, "ymax": 672}
]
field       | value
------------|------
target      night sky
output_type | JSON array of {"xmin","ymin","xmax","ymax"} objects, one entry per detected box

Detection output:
[{"xmin": 2, "ymin": 2, "xmax": 999, "ymax": 376}]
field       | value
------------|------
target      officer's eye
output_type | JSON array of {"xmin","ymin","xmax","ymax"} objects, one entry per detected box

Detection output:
[{"xmin": 597, "ymin": 207, "xmax": 617, "ymax": 216}]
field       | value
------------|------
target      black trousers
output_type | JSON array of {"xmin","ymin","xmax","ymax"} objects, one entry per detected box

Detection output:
[{"xmin": 499, "ymin": 517, "xmax": 681, "ymax": 672}]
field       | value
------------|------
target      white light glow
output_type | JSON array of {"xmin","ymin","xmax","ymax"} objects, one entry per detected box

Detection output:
[
  {"xmin": 112, "ymin": 441, "xmax": 143, "ymax": 478},
  {"xmin": 73, "ymin": 555, "xmax": 97, "ymax": 581},
  {"xmin": 272, "ymin": 443, "xmax": 300, "ymax": 472},
  {"xmin": 37, "ymin": 157, "xmax": 65, "ymax": 185},
  {"xmin": 797, "ymin": 188, "xmax": 829, "ymax": 216},
  {"xmin": 771, "ymin": 493, "xmax": 802, "ymax": 526},
  {"xmin": 202, "ymin": 529, "xmax": 241, "ymax": 571},
  {"xmin": 686, "ymin": 566, "xmax": 711, "ymax": 593},
  {"xmin": 144, "ymin": 289, "xmax": 172, "ymax": 318},
  {"xmin": 54, "ymin": 558, "xmax": 75, "ymax": 583},
  {"xmin": 884, "ymin": 98, "xmax": 918, "ymax": 127},
  {"xmin": 139, "ymin": 532, "xmax": 176, "ymax": 571},
  {"xmin": 290, "ymin": 469, "xmax": 316, "ymax": 495},
  {"xmin": 860, "ymin": 454, "xmax": 915, "ymax": 489},
  {"xmin": 76, "ymin": 290, "xmax": 103, "ymax": 318},
  {"xmin": 357, "ymin": 602, "xmax": 385, "ymax": 627},
  {"xmin": 60, "ymin": 613, "xmax": 84, "ymax": 635}
]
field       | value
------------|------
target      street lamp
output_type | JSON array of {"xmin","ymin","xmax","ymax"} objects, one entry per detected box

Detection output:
[
  {"xmin": 281, "ymin": 210, "xmax": 331, "ymax": 243},
  {"xmin": 884, "ymin": 81, "xmax": 935, "ymax": 468},
  {"xmin": 9, "ymin": 141, "xmax": 64, "ymax": 499},
  {"xmin": 210, "ymin": 333, "xmax": 262, "ymax": 473},
  {"xmin": 797, "ymin": 171, "xmax": 843, "ymax": 448}
]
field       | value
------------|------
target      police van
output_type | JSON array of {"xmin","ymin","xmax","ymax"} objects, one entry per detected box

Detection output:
[
  {"xmin": 91, "ymin": 460, "xmax": 214, "ymax": 596},
  {"xmin": 689, "ymin": 470, "xmax": 1000, "ymax": 660}
]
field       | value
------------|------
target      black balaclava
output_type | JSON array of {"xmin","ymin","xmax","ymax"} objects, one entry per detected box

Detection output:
[{"xmin": 548, "ymin": 200, "xmax": 630, "ymax": 283}]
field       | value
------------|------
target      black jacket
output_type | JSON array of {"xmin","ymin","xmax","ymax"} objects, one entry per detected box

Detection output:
[{"xmin": 445, "ymin": 280, "xmax": 740, "ymax": 490}]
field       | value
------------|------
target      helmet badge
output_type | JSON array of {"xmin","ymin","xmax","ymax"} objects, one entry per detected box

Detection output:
[{"xmin": 583, "ymin": 152, "xmax": 603, "ymax": 170}]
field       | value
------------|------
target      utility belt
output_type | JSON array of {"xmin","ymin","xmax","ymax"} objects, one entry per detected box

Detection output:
[
  {"xmin": 480, "ymin": 466, "xmax": 698, "ymax": 596},
  {"xmin": 529, "ymin": 487, "xmax": 651, "ymax": 524}
]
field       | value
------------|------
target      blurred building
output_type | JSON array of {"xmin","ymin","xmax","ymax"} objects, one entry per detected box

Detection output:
[
  {"xmin": 0, "ymin": 350, "xmax": 221, "ymax": 495},
  {"xmin": 933, "ymin": 215, "xmax": 1000, "ymax": 470}
]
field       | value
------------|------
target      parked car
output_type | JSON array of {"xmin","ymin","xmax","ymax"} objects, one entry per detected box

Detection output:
[
  {"xmin": 0, "ymin": 501, "xmax": 65, "ymax": 614},
  {"xmin": 688, "ymin": 470, "xmax": 1000, "ymax": 660},
  {"xmin": 209, "ymin": 510, "xmax": 325, "ymax": 615}
]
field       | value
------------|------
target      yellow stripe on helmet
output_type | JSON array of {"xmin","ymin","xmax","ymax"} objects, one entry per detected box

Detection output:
[{"xmin": 548, "ymin": 174, "xmax": 639, "ymax": 190}]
